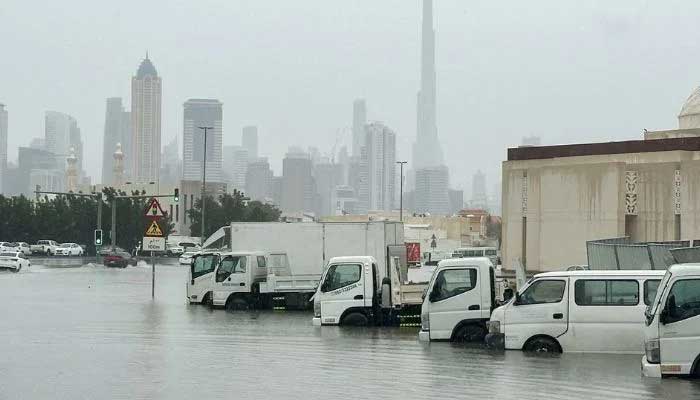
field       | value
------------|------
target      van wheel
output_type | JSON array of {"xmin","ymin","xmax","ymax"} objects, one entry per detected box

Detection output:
[
  {"xmin": 341, "ymin": 312, "xmax": 368, "ymax": 326},
  {"xmin": 524, "ymin": 337, "xmax": 561, "ymax": 353},
  {"xmin": 453, "ymin": 324, "xmax": 486, "ymax": 342},
  {"xmin": 225, "ymin": 296, "xmax": 249, "ymax": 311}
]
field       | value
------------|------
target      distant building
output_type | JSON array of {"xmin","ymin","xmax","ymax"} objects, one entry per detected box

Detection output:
[
  {"xmin": 161, "ymin": 137, "xmax": 181, "ymax": 186},
  {"xmin": 102, "ymin": 98, "xmax": 131, "ymax": 185},
  {"xmin": 357, "ymin": 122, "xmax": 396, "ymax": 213},
  {"xmin": 352, "ymin": 99, "xmax": 367, "ymax": 157},
  {"xmin": 414, "ymin": 165, "xmax": 449, "ymax": 215},
  {"xmin": 448, "ymin": 188, "xmax": 464, "ymax": 215},
  {"xmin": 245, "ymin": 157, "xmax": 272, "ymax": 201},
  {"xmin": 29, "ymin": 138, "xmax": 46, "ymax": 150},
  {"xmin": 270, "ymin": 176, "xmax": 283, "ymax": 207},
  {"xmin": 131, "ymin": 55, "xmax": 162, "ymax": 184},
  {"xmin": 281, "ymin": 147, "xmax": 316, "ymax": 214},
  {"xmin": 223, "ymin": 145, "xmax": 248, "ymax": 193},
  {"xmin": 314, "ymin": 159, "xmax": 342, "ymax": 217},
  {"xmin": 8, "ymin": 147, "xmax": 63, "ymax": 196},
  {"xmin": 0, "ymin": 104, "xmax": 7, "ymax": 193},
  {"xmin": 65, "ymin": 148, "xmax": 79, "ymax": 192},
  {"xmin": 182, "ymin": 99, "xmax": 222, "ymax": 185},
  {"xmin": 44, "ymin": 111, "xmax": 72, "ymax": 157},
  {"xmin": 521, "ymin": 135, "xmax": 541, "ymax": 146},
  {"xmin": 470, "ymin": 170, "xmax": 488, "ymax": 208},
  {"xmin": 242, "ymin": 126, "xmax": 258, "ymax": 160},
  {"xmin": 332, "ymin": 185, "xmax": 357, "ymax": 215}
]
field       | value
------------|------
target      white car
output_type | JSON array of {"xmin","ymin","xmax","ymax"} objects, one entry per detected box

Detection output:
[
  {"xmin": 0, "ymin": 251, "xmax": 30, "ymax": 272},
  {"xmin": 0, "ymin": 242, "xmax": 18, "ymax": 252},
  {"xmin": 179, "ymin": 252, "xmax": 197, "ymax": 265},
  {"xmin": 17, "ymin": 242, "xmax": 32, "ymax": 256},
  {"xmin": 55, "ymin": 243, "xmax": 84, "ymax": 256}
]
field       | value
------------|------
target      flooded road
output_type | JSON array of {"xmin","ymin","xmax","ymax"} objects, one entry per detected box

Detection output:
[{"xmin": 0, "ymin": 262, "xmax": 698, "ymax": 400}]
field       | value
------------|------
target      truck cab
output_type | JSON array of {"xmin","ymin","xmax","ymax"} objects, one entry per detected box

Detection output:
[
  {"xmin": 313, "ymin": 256, "xmax": 380, "ymax": 326},
  {"xmin": 418, "ymin": 257, "xmax": 495, "ymax": 342},
  {"xmin": 187, "ymin": 251, "xmax": 220, "ymax": 304},
  {"xmin": 210, "ymin": 251, "xmax": 271, "ymax": 308}
]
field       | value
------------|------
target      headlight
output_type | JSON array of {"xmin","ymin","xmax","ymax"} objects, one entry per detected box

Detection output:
[
  {"xmin": 313, "ymin": 300, "xmax": 321, "ymax": 318},
  {"xmin": 645, "ymin": 339, "xmax": 660, "ymax": 364},
  {"xmin": 487, "ymin": 320, "xmax": 501, "ymax": 334},
  {"xmin": 421, "ymin": 313, "xmax": 430, "ymax": 330}
]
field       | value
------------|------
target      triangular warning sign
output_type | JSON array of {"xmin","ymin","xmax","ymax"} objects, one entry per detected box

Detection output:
[
  {"xmin": 144, "ymin": 198, "xmax": 165, "ymax": 218},
  {"xmin": 145, "ymin": 220, "xmax": 163, "ymax": 237}
]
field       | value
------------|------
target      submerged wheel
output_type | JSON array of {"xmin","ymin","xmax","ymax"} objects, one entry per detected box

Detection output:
[
  {"xmin": 524, "ymin": 337, "xmax": 561, "ymax": 353},
  {"xmin": 453, "ymin": 324, "xmax": 487, "ymax": 343},
  {"xmin": 341, "ymin": 312, "xmax": 369, "ymax": 326},
  {"xmin": 225, "ymin": 296, "xmax": 250, "ymax": 311}
]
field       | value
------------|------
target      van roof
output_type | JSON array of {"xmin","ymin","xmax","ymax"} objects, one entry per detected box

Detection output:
[
  {"xmin": 437, "ymin": 257, "xmax": 493, "ymax": 268},
  {"xmin": 668, "ymin": 263, "xmax": 700, "ymax": 276},
  {"xmin": 328, "ymin": 256, "xmax": 376, "ymax": 264},
  {"xmin": 535, "ymin": 269, "xmax": 667, "ymax": 278},
  {"xmin": 219, "ymin": 250, "xmax": 269, "ymax": 256}
]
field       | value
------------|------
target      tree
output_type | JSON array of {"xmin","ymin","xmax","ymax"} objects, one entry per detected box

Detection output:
[{"xmin": 187, "ymin": 190, "xmax": 281, "ymax": 237}]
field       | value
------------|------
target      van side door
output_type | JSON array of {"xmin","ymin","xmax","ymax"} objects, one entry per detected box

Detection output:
[
  {"xmin": 504, "ymin": 278, "xmax": 569, "ymax": 350},
  {"xmin": 427, "ymin": 266, "xmax": 481, "ymax": 340},
  {"xmin": 659, "ymin": 277, "xmax": 700, "ymax": 375}
]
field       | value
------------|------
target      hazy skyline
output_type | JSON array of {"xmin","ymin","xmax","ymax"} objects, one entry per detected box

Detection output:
[{"xmin": 3, "ymin": 0, "xmax": 700, "ymax": 196}]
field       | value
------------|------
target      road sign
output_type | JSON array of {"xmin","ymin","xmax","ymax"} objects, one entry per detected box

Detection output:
[
  {"xmin": 142, "ymin": 237, "xmax": 166, "ymax": 252},
  {"xmin": 144, "ymin": 197, "xmax": 166, "ymax": 219},
  {"xmin": 145, "ymin": 220, "xmax": 164, "ymax": 237}
]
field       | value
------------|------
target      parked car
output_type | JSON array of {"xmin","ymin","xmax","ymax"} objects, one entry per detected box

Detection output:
[
  {"xmin": 168, "ymin": 242, "xmax": 200, "ymax": 257},
  {"xmin": 30, "ymin": 240, "xmax": 58, "ymax": 255},
  {"xmin": 179, "ymin": 252, "xmax": 197, "ymax": 265},
  {"xmin": 0, "ymin": 242, "xmax": 18, "ymax": 252},
  {"xmin": 103, "ymin": 249, "xmax": 137, "ymax": 268},
  {"xmin": 17, "ymin": 242, "xmax": 32, "ymax": 256},
  {"xmin": 54, "ymin": 243, "xmax": 84, "ymax": 256},
  {"xmin": 0, "ymin": 251, "xmax": 30, "ymax": 272}
]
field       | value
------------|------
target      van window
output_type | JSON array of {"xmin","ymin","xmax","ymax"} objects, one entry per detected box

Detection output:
[
  {"xmin": 191, "ymin": 254, "xmax": 218, "ymax": 279},
  {"xmin": 257, "ymin": 256, "xmax": 266, "ymax": 268},
  {"xmin": 644, "ymin": 279, "xmax": 661, "ymax": 306},
  {"xmin": 216, "ymin": 256, "xmax": 247, "ymax": 282},
  {"xmin": 666, "ymin": 279, "xmax": 700, "ymax": 323},
  {"xmin": 431, "ymin": 268, "xmax": 478, "ymax": 302},
  {"xmin": 322, "ymin": 263, "xmax": 361, "ymax": 292},
  {"xmin": 485, "ymin": 249, "xmax": 497, "ymax": 256},
  {"xmin": 519, "ymin": 280, "xmax": 565, "ymax": 305},
  {"xmin": 574, "ymin": 280, "xmax": 639, "ymax": 306}
]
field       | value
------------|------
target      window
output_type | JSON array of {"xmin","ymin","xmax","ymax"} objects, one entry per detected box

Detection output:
[
  {"xmin": 666, "ymin": 279, "xmax": 700, "ymax": 323},
  {"xmin": 574, "ymin": 280, "xmax": 639, "ymax": 306},
  {"xmin": 191, "ymin": 254, "xmax": 218, "ymax": 279},
  {"xmin": 216, "ymin": 256, "xmax": 247, "ymax": 282},
  {"xmin": 485, "ymin": 249, "xmax": 497, "ymax": 256},
  {"xmin": 257, "ymin": 256, "xmax": 266, "ymax": 269},
  {"xmin": 519, "ymin": 280, "xmax": 566, "ymax": 305},
  {"xmin": 431, "ymin": 268, "xmax": 478, "ymax": 302},
  {"xmin": 322, "ymin": 263, "xmax": 361, "ymax": 292},
  {"xmin": 644, "ymin": 279, "xmax": 661, "ymax": 306}
]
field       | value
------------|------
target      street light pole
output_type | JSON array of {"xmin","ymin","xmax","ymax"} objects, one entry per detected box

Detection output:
[
  {"xmin": 198, "ymin": 126, "xmax": 213, "ymax": 243},
  {"xmin": 396, "ymin": 161, "xmax": 407, "ymax": 222}
]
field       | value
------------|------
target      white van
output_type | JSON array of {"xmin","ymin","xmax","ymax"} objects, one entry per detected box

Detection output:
[
  {"xmin": 418, "ymin": 257, "xmax": 496, "ymax": 342},
  {"xmin": 641, "ymin": 264, "xmax": 700, "ymax": 378},
  {"xmin": 486, "ymin": 270, "xmax": 665, "ymax": 353}
]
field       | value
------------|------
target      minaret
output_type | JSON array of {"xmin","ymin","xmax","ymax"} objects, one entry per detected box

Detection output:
[
  {"xmin": 413, "ymin": 0, "xmax": 444, "ymax": 169},
  {"xmin": 113, "ymin": 142, "xmax": 124, "ymax": 187},
  {"xmin": 66, "ymin": 147, "xmax": 78, "ymax": 192}
]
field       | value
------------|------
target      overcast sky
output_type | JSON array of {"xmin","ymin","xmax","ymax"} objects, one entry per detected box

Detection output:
[{"xmin": 2, "ymin": 0, "xmax": 700, "ymax": 197}]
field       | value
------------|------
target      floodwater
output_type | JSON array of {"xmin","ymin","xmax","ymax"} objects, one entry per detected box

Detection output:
[{"xmin": 1, "ymin": 261, "xmax": 698, "ymax": 400}]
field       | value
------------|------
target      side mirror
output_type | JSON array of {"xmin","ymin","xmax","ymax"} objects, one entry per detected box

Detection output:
[
  {"xmin": 421, "ymin": 288, "xmax": 427, "ymax": 300},
  {"xmin": 514, "ymin": 292, "xmax": 522, "ymax": 306},
  {"xmin": 659, "ymin": 308, "xmax": 668, "ymax": 325}
]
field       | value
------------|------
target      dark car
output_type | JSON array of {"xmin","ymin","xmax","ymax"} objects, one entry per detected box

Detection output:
[{"xmin": 103, "ymin": 250, "xmax": 137, "ymax": 268}]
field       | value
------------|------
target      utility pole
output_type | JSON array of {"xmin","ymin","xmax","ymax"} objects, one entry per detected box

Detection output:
[
  {"xmin": 198, "ymin": 126, "xmax": 213, "ymax": 243},
  {"xmin": 396, "ymin": 161, "xmax": 407, "ymax": 222},
  {"xmin": 111, "ymin": 199, "xmax": 117, "ymax": 249}
]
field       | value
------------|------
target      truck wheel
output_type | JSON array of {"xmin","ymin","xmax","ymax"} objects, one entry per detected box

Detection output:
[
  {"xmin": 225, "ymin": 296, "xmax": 249, "ymax": 311},
  {"xmin": 453, "ymin": 324, "xmax": 486, "ymax": 343},
  {"xmin": 341, "ymin": 312, "xmax": 368, "ymax": 326},
  {"xmin": 524, "ymin": 337, "xmax": 561, "ymax": 353}
]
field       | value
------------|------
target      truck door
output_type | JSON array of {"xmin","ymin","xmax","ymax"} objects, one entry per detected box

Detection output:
[
  {"xmin": 504, "ymin": 278, "xmax": 569, "ymax": 350},
  {"xmin": 211, "ymin": 255, "xmax": 249, "ymax": 306},
  {"xmin": 427, "ymin": 266, "xmax": 482, "ymax": 340},
  {"xmin": 188, "ymin": 253, "xmax": 219, "ymax": 303},
  {"xmin": 319, "ymin": 262, "xmax": 365, "ymax": 325},
  {"xmin": 659, "ymin": 277, "xmax": 700, "ymax": 374}
]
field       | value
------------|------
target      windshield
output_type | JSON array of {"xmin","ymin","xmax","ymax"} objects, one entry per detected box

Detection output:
[
  {"xmin": 191, "ymin": 254, "xmax": 219, "ymax": 279},
  {"xmin": 60, "ymin": 243, "xmax": 71, "ymax": 247},
  {"xmin": 0, "ymin": 252, "xmax": 18, "ymax": 257},
  {"xmin": 650, "ymin": 270, "xmax": 672, "ymax": 315}
]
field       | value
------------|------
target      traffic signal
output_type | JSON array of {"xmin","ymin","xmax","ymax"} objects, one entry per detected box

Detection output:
[
  {"xmin": 94, "ymin": 229, "xmax": 103, "ymax": 246},
  {"xmin": 174, "ymin": 188, "xmax": 179, "ymax": 203}
]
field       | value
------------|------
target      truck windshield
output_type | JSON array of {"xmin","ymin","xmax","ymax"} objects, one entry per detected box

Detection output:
[
  {"xmin": 191, "ymin": 254, "xmax": 218, "ymax": 279},
  {"xmin": 321, "ymin": 263, "xmax": 361, "ymax": 292},
  {"xmin": 216, "ymin": 256, "xmax": 247, "ymax": 282},
  {"xmin": 650, "ymin": 271, "xmax": 672, "ymax": 315}
]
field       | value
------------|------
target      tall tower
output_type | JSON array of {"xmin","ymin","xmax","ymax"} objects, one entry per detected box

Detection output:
[
  {"xmin": 242, "ymin": 126, "xmax": 258, "ymax": 160},
  {"xmin": 65, "ymin": 147, "xmax": 78, "ymax": 192},
  {"xmin": 357, "ymin": 122, "xmax": 396, "ymax": 213},
  {"xmin": 131, "ymin": 54, "xmax": 162, "ymax": 184},
  {"xmin": 102, "ymin": 98, "xmax": 129, "ymax": 185},
  {"xmin": 412, "ymin": 0, "xmax": 444, "ymax": 169},
  {"xmin": 0, "ymin": 103, "xmax": 7, "ymax": 192},
  {"xmin": 182, "ymin": 99, "xmax": 223, "ymax": 183},
  {"xmin": 113, "ymin": 143, "xmax": 125, "ymax": 187},
  {"xmin": 352, "ymin": 99, "xmax": 367, "ymax": 158}
]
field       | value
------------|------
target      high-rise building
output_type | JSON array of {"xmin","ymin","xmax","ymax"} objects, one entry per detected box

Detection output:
[
  {"xmin": 44, "ymin": 111, "xmax": 72, "ymax": 157},
  {"xmin": 414, "ymin": 165, "xmax": 449, "ymax": 215},
  {"xmin": 182, "ymin": 99, "xmax": 222, "ymax": 184},
  {"xmin": 281, "ymin": 147, "xmax": 316, "ymax": 214},
  {"xmin": 68, "ymin": 118, "xmax": 84, "ymax": 176},
  {"xmin": 0, "ymin": 104, "xmax": 7, "ymax": 192},
  {"xmin": 245, "ymin": 157, "xmax": 272, "ymax": 201},
  {"xmin": 161, "ymin": 137, "xmax": 181, "ymax": 186},
  {"xmin": 131, "ymin": 55, "xmax": 162, "ymax": 184},
  {"xmin": 412, "ymin": 0, "xmax": 444, "ymax": 169},
  {"xmin": 223, "ymin": 145, "xmax": 249, "ymax": 193},
  {"xmin": 357, "ymin": 122, "xmax": 396, "ymax": 213},
  {"xmin": 332, "ymin": 185, "xmax": 358, "ymax": 216},
  {"xmin": 352, "ymin": 99, "xmax": 367, "ymax": 157},
  {"xmin": 471, "ymin": 170, "xmax": 488, "ymax": 208},
  {"xmin": 314, "ymin": 158, "xmax": 342, "ymax": 217},
  {"xmin": 242, "ymin": 126, "xmax": 258, "ymax": 160},
  {"xmin": 102, "ymin": 98, "xmax": 131, "ymax": 185}
]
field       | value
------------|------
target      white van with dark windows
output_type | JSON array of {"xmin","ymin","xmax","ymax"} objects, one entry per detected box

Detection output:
[{"xmin": 486, "ymin": 270, "xmax": 665, "ymax": 353}]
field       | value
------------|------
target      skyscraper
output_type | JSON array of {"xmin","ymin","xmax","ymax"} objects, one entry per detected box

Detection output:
[
  {"xmin": 242, "ymin": 126, "xmax": 258, "ymax": 160},
  {"xmin": 161, "ymin": 137, "xmax": 181, "ymax": 186},
  {"xmin": 245, "ymin": 157, "xmax": 272, "ymax": 201},
  {"xmin": 0, "ymin": 104, "xmax": 7, "ymax": 192},
  {"xmin": 102, "ymin": 98, "xmax": 131, "ymax": 185},
  {"xmin": 281, "ymin": 147, "xmax": 316, "ymax": 214},
  {"xmin": 471, "ymin": 170, "xmax": 488, "ymax": 208},
  {"xmin": 182, "ymin": 99, "xmax": 223, "ymax": 183},
  {"xmin": 45, "ymin": 111, "xmax": 72, "ymax": 157},
  {"xmin": 131, "ymin": 55, "xmax": 162, "ymax": 184},
  {"xmin": 352, "ymin": 99, "xmax": 367, "ymax": 158},
  {"xmin": 412, "ymin": 0, "xmax": 444, "ymax": 169},
  {"xmin": 223, "ymin": 145, "xmax": 249, "ymax": 193},
  {"xmin": 357, "ymin": 122, "xmax": 396, "ymax": 213},
  {"xmin": 414, "ymin": 166, "xmax": 449, "ymax": 215}
]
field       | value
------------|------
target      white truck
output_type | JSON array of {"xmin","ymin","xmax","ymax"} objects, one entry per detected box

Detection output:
[
  {"xmin": 30, "ymin": 240, "xmax": 58, "ymax": 255},
  {"xmin": 188, "ymin": 221, "xmax": 407, "ymax": 310}
]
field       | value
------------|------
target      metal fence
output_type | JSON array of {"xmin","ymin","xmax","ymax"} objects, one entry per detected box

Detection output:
[{"xmin": 587, "ymin": 238, "xmax": 700, "ymax": 270}]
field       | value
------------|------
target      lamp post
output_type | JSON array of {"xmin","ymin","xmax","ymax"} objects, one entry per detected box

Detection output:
[
  {"xmin": 396, "ymin": 161, "xmax": 407, "ymax": 222},
  {"xmin": 198, "ymin": 126, "xmax": 213, "ymax": 242}
]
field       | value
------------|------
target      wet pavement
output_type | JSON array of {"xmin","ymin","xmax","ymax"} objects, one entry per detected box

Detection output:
[{"xmin": 0, "ymin": 262, "xmax": 698, "ymax": 399}]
